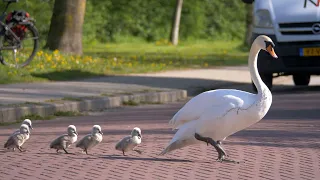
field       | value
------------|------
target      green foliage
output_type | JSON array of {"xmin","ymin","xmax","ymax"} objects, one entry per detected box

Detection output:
[
  {"xmin": 0, "ymin": 0, "xmax": 246, "ymax": 44},
  {"xmin": 83, "ymin": 0, "xmax": 246, "ymax": 43}
]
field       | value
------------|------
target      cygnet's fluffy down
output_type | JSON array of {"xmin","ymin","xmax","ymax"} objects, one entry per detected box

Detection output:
[
  {"xmin": 4, "ymin": 124, "xmax": 30, "ymax": 152},
  {"xmin": 7, "ymin": 119, "xmax": 33, "ymax": 151},
  {"xmin": 76, "ymin": 125, "xmax": 103, "ymax": 154},
  {"xmin": 50, "ymin": 125, "xmax": 78, "ymax": 154},
  {"xmin": 115, "ymin": 127, "xmax": 142, "ymax": 156}
]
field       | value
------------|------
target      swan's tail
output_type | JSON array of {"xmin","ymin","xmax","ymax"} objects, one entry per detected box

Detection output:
[
  {"xmin": 159, "ymin": 138, "xmax": 197, "ymax": 156},
  {"xmin": 159, "ymin": 140, "xmax": 184, "ymax": 156},
  {"xmin": 168, "ymin": 111, "xmax": 181, "ymax": 129}
]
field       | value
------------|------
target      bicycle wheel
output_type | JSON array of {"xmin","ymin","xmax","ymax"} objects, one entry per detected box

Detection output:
[{"xmin": 0, "ymin": 22, "xmax": 39, "ymax": 68}]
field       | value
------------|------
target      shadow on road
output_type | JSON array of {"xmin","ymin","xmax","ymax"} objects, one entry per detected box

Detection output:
[
  {"xmin": 99, "ymin": 155, "xmax": 192, "ymax": 162},
  {"xmin": 227, "ymin": 140, "xmax": 320, "ymax": 149},
  {"xmin": 31, "ymin": 69, "xmax": 320, "ymax": 96}
]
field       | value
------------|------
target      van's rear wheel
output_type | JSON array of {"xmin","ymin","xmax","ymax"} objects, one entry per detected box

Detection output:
[
  {"xmin": 293, "ymin": 74, "xmax": 310, "ymax": 86},
  {"xmin": 252, "ymin": 73, "xmax": 273, "ymax": 92}
]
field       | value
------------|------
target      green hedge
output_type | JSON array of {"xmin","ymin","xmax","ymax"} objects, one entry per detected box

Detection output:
[{"xmin": 3, "ymin": 0, "xmax": 246, "ymax": 44}]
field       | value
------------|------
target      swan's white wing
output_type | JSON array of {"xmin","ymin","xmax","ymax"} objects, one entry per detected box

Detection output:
[
  {"xmin": 194, "ymin": 95, "xmax": 247, "ymax": 139},
  {"xmin": 169, "ymin": 90, "xmax": 251, "ymax": 129},
  {"xmin": 160, "ymin": 95, "xmax": 246, "ymax": 155}
]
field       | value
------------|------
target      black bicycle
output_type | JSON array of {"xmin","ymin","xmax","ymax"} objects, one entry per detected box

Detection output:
[{"xmin": 0, "ymin": 0, "xmax": 39, "ymax": 68}]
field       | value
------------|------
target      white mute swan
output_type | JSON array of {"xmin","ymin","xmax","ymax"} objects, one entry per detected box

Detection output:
[{"xmin": 159, "ymin": 35, "xmax": 278, "ymax": 163}]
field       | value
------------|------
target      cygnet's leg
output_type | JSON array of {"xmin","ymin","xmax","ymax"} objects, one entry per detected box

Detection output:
[
  {"xmin": 17, "ymin": 146, "xmax": 26, "ymax": 152},
  {"xmin": 63, "ymin": 148, "xmax": 69, "ymax": 154},
  {"xmin": 133, "ymin": 149, "xmax": 142, "ymax": 154},
  {"xmin": 85, "ymin": 149, "xmax": 88, "ymax": 155},
  {"xmin": 194, "ymin": 133, "xmax": 238, "ymax": 163},
  {"xmin": 122, "ymin": 150, "xmax": 126, "ymax": 156}
]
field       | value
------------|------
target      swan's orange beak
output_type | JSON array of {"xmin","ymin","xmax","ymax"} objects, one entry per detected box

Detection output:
[{"xmin": 266, "ymin": 45, "xmax": 278, "ymax": 59}]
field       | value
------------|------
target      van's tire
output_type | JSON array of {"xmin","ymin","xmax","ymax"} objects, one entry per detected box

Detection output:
[
  {"xmin": 252, "ymin": 73, "xmax": 273, "ymax": 92},
  {"xmin": 293, "ymin": 74, "xmax": 310, "ymax": 86}
]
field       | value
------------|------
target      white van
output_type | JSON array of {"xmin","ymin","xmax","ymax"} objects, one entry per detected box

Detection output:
[{"xmin": 242, "ymin": 0, "xmax": 320, "ymax": 90}]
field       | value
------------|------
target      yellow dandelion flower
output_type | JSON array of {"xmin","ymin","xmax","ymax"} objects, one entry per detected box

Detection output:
[
  {"xmin": 37, "ymin": 51, "xmax": 43, "ymax": 57},
  {"xmin": 53, "ymin": 49, "xmax": 59, "ymax": 55}
]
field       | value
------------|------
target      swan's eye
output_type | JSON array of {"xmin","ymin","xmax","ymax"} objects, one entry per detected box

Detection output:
[
  {"xmin": 264, "ymin": 41, "xmax": 275, "ymax": 49},
  {"xmin": 266, "ymin": 44, "xmax": 278, "ymax": 58}
]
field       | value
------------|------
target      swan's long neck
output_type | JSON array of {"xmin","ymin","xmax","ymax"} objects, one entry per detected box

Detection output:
[{"xmin": 249, "ymin": 43, "xmax": 268, "ymax": 95}]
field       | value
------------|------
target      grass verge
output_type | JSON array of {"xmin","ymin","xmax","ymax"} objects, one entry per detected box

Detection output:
[{"xmin": 0, "ymin": 40, "xmax": 248, "ymax": 84}]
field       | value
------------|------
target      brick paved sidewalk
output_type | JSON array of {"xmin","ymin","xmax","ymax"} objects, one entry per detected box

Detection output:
[{"xmin": 0, "ymin": 99, "xmax": 319, "ymax": 180}]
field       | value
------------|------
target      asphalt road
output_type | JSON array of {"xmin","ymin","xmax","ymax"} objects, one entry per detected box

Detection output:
[{"xmin": 0, "ymin": 86, "xmax": 320, "ymax": 180}]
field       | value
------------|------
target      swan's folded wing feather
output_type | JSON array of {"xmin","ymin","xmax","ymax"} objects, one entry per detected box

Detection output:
[
  {"xmin": 171, "ymin": 95, "xmax": 246, "ymax": 142},
  {"xmin": 169, "ymin": 93, "xmax": 245, "ymax": 129}
]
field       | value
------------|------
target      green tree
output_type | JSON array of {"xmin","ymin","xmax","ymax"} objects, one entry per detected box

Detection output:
[
  {"xmin": 45, "ymin": 0, "xmax": 86, "ymax": 55},
  {"xmin": 170, "ymin": 0, "xmax": 183, "ymax": 45},
  {"xmin": 244, "ymin": 3, "xmax": 253, "ymax": 46}
]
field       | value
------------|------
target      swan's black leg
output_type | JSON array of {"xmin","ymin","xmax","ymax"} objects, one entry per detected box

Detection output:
[{"xmin": 194, "ymin": 133, "xmax": 238, "ymax": 163}]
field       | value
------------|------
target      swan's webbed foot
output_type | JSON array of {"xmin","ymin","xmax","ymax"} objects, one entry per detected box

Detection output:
[{"xmin": 216, "ymin": 156, "xmax": 240, "ymax": 164}]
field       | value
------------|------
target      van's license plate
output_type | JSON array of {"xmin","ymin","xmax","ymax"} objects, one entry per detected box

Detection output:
[{"xmin": 300, "ymin": 47, "xmax": 320, "ymax": 56}]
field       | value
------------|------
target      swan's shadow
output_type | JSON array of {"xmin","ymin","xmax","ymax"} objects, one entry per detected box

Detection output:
[
  {"xmin": 34, "ymin": 152, "xmax": 78, "ymax": 156},
  {"xmin": 99, "ymin": 155, "xmax": 193, "ymax": 162}
]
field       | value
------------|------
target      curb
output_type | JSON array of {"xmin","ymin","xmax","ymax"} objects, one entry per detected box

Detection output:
[{"xmin": 0, "ymin": 90, "xmax": 187, "ymax": 123}]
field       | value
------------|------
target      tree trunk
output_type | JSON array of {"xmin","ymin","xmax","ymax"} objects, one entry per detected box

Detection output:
[
  {"xmin": 170, "ymin": 0, "xmax": 183, "ymax": 46},
  {"xmin": 244, "ymin": 3, "xmax": 253, "ymax": 46},
  {"xmin": 45, "ymin": 0, "xmax": 86, "ymax": 55}
]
